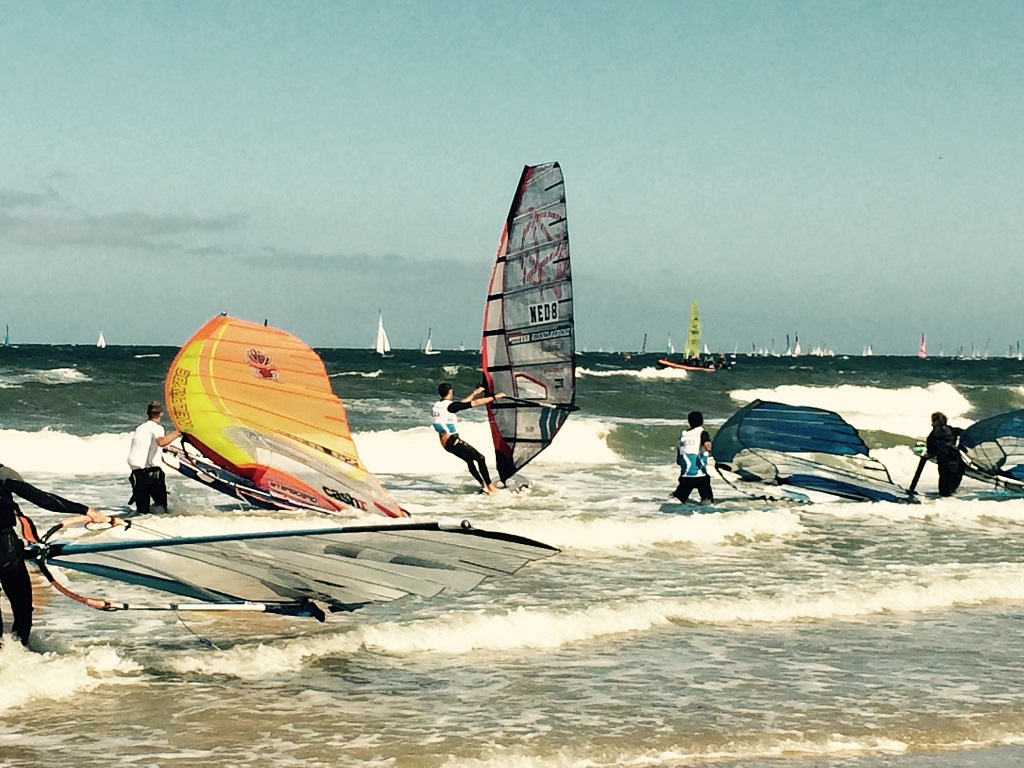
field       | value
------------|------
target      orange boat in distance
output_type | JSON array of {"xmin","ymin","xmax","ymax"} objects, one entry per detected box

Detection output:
[{"xmin": 657, "ymin": 358, "xmax": 717, "ymax": 373}]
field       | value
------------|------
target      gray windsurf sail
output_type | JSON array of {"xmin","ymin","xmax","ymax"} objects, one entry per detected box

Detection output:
[
  {"xmin": 712, "ymin": 400, "xmax": 914, "ymax": 503},
  {"xmin": 482, "ymin": 162, "xmax": 576, "ymax": 483},
  {"xmin": 29, "ymin": 521, "xmax": 558, "ymax": 619}
]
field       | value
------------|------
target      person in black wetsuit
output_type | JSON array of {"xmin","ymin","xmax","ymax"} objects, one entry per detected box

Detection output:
[
  {"xmin": 431, "ymin": 383, "xmax": 505, "ymax": 493},
  {"xmin": 926, "ymin": 412, "xmax": 965, "ymax": 497},
  {"xmin": 0, "ymin": 464, "xmax": 114, "ymax": 646}
]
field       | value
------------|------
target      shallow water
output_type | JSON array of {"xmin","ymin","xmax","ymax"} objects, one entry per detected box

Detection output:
[{"xmin": 3, "ymin": 347, "xmax": 1024, "ymax": 766}]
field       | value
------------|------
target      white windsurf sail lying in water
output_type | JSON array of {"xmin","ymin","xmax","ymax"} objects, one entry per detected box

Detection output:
[
  {"xmin": 27, "ymin": 520, "xmax": 558, "ymax": 620},
  {"xmin": 482, "ymin": 162, "xmax": 577, "ymax": 483}
]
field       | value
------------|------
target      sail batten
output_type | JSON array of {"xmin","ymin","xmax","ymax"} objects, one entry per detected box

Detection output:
[{"xmin": 482, "ymin": 162, "xmax": 576, "ymax": 483}]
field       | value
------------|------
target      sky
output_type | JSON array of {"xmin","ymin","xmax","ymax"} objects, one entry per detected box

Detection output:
[{"xmin": 1, "ymin": 1, "xmax": 1023, "ymax": 355}]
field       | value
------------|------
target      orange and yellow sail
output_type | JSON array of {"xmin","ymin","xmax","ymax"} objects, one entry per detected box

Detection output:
[{"xmin": 165, "ymin": 315, "xmax": 407, "ymax": 518}]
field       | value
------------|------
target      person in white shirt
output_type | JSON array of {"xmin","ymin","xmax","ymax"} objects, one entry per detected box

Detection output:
[{"xmin": 127, "ymin": 401, "xmax": 180, "ymax": 514}]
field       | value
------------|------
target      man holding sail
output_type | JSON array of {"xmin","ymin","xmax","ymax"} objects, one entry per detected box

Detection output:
[
  {"xmin": 431, "ymin": 383, "xmax": 505, "ymax": 494},
  {"xmin": 0, "ymin": 464, "xmax": 115, "ymax": 646}
]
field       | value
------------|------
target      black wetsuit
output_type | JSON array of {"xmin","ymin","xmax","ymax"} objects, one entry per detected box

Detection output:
[
  {"xmin": 0, "ymin": 465, "xmax": 89, "ymax": 645},
  {"xmin": 927, "ymin": 424, "xmax": 964, "ymax": 497}
]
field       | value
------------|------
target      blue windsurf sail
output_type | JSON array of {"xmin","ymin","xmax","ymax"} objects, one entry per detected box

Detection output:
[
  {"xmin": 958, "ymin": 409, "xmax": 1024, "ymax": 488},
  {"xmin": 712, "ymin": 400, "xmax": 914, "ymax": 503}
]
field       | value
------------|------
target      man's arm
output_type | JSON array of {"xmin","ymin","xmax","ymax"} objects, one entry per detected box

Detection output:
[
  {"xmin": 157, "ymin": 429, "xmax": 181, "ymax": 448},
  {"xmin": 453, "ymin": 388, "xmax": 506, "ymax": 410},
  {"xmin": 7, "ymin": 478, "xmax": 90, "ymax": 515}
]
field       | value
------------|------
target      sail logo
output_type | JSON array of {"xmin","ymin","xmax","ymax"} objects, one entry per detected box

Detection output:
[
  {"xmin": 266, "ymin": 480, "xmax": 320, "ymax": 507},
  {"xmin": 510, "ymin": 325, "xmax": 571, "ymax": 345},
  {"xmin": 521, "ymin": 241, "xmax": 570, "ymax": 296},
  {"xmin": 529, "ymin": 302, "xmax": 559, "ymax": 324},
  {"xmin": 246, "ymin": 348, "xmax": 278, "ymax": 380},
  {"xmin": 167, "ymin": 367, "xmax": 193, "ymax": 429},
  {"xmin": 323, "ymin": 486, "xmax": 368, "ymax": 511}
]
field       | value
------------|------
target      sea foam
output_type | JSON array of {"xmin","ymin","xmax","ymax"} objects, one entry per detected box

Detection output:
[{"xmin": 729, "ymin": 382, "xmax": 972, "ymax": 438}]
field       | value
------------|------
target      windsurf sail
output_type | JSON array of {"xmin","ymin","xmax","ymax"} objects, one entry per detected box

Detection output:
[
  {"xmin": 26, "ymin": 519, "xmax": 558, "ymax": 619},
  {"xmin": 712, "ymin": 399, "xmax": 915, "ymax": 503},
  {"xmin": 918, "ymin": 333, "xmax": 927, "ymax": 359},
  {"xmin": 165, "ymin": 314, "xmax": 407, "ymax": 518},
  {"xmin": 424, "ymin": 327, "xmax": 439, "ymax": 355},
  {"xmin": 375, "ymin": 312, "xmax": 391, "ymax": 356},
  {"xmin": 958, "ymin": 409, "xmax": 1024, "ymax": 490},
  {"xmin": 482, "ymin": 162, "xmax": 576, "ymax": 483},
  {"xmin": 683, "ymin": 301, "xmax": 701, "ymax": 359}
]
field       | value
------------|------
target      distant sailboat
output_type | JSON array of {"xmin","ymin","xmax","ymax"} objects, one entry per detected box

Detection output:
[
  {"xmin": 96, "ymin": 331, "xmax": 107, "ymax": 349},
  {"xmin": 3, "ymin": 324, "xmax": 9, "ymax": 346},
  {"xmin": 374, "ymin": 312, "xmax": 391, "ymax": 356},
  {"xmin": 793, "ymin": 334, "xmax": 801, "ymax": 357},
  {"xmin": 640, "ymin": 333, "xmax": 647, "ymax": 355},
  {"xmin": 423, "ymin": 327, "xmax": 440, "ymax": 355},
  {"xmin": 683, "ymin": 301, "xmax": 701, "ymax": 359},
  {"xmin": 666, "ymin": 334, "xmax": 675, "ymax": 355},
  {"xmin": 918, "ymin": 333, "xmax": 927, "ymax": 359}
]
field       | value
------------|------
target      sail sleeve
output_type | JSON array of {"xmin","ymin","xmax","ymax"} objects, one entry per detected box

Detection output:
[
  {"xmin": 482, "ymin": 163, "xmax": 575, "ymax": 482},
  {"xmin": 712, "ymin": 400, "xmax": 913, "ymax": 503},
  {"xmin": 40, "ymin": 523, "xmax": 558, "ymax": 614}
]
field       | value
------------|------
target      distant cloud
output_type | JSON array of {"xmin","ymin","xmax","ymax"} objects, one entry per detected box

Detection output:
[
  {"xmin": 243, "ymin": 250, "xmax": 418, "ymax": 271},
  {"xmin": 0, "ymin": 187, "xmax": 57, "ymax": 209},
  {"xmin": 0, "ymin": 201, "xmax": 248, "ymax": 250}
]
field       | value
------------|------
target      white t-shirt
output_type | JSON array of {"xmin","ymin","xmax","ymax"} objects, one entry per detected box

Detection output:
[{"xmin": 127, "ymin": 419, "xmax": 166, "ymax": 470}]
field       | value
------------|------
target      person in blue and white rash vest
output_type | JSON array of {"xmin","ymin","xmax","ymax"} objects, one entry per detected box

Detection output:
[
  {"xmin": 431, "ymin": 383, "xmax": 505, "ymax": 494},
  {"xmin": 672, "ymin": 410, "xmax": 714, "ymax": 504}
]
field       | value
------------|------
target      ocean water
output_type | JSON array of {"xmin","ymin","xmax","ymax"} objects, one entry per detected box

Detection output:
[{"xmin": 3, "ymin": 345, "xmax": 1024, "ymax": 767}]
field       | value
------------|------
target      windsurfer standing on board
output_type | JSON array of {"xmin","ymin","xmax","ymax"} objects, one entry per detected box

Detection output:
[
  {"xmin": 432, "ymin": 383, "xmax": 505, "ymax": 494},
  {"xmin": 673, "ymin": 411, "xmax": 715, "ymax": 505}
]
